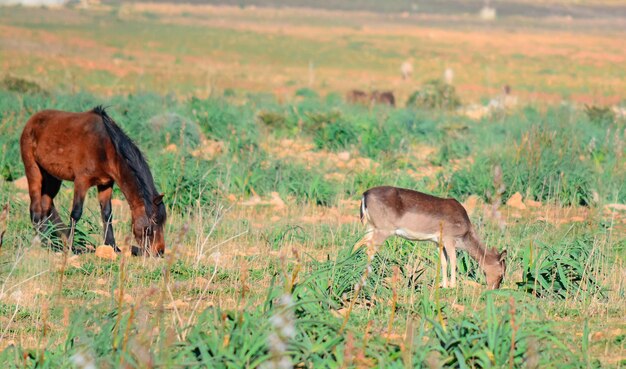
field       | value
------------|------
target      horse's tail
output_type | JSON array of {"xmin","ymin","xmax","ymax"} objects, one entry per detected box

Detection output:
[{"xmin": 92, "ymin": 106, "xmax": 154, "ymax": 195}]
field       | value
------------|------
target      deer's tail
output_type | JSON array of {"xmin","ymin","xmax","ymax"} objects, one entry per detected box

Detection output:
[{"xmin": 360, "ymin": 193, "xmax": 369, "ymax": 225}]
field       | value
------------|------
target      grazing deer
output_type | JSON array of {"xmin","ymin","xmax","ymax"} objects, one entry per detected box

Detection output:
[{"xmin": 354, "ymin": 186, "xmax": 506, "ymax": 289}]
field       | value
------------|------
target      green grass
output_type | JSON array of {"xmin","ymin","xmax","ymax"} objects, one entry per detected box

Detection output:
[
  {"xmin": 0, "ymin": 86, "xmax": 624, "ymax": 367},
  {"xmin": 0, "ymin": 4, "xmax": 625, "ymax": 365}
]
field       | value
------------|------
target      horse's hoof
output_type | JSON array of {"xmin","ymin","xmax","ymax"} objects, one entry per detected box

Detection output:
[{"xmin": 131, "ymin": 245, "xmax": 144, "ymax": 256}]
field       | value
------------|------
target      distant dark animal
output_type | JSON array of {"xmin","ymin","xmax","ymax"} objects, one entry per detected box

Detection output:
[
  {"xmin": 20, "ymin": 106, "xmax": 167, "ymax": 256},
  {"xmin": 346, "ymin": 90, "xmax": 395, "ymax": 107},
  {"xmin": 346, "ymin": 89, "xmax": 370, "ymax": 105},
  {"xmin": 504, "ymin": 85, "xmax": 511, "ymax": 95},
  {"xmin": 370, "ymin": 90, "xmax": 396, "ymax": 107}
]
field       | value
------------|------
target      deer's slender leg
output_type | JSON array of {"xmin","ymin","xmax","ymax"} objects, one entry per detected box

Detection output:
[
  {"xmin": 444, "ymin": 238, "xmax": 457, "ymax": 288},
  {"xmin": 353, "ymin": 229, "xmax": 374, "ymax": 253},
  {"xmin": 353, "ymin": 228, "xmax": 392, "ymax": 261},
  {"xmin": 439, "ymin": 245, "xmax": 449, "ymax": 288},
  {"xmin": 366, "ymin": 230, "xmax": 393, "ymax": 261}
]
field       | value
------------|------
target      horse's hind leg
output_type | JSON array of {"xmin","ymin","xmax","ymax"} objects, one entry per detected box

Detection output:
[
  {"xmin": 97, "ymin": 184, "xmax": 118, "ymax": 252},
  {"xmin": 68, "ymin": 178, "xmax": 90, "ymax": 251},
  {"xmin": 41, "ymin": 172, "xmax": 66, "ymax": 242}
]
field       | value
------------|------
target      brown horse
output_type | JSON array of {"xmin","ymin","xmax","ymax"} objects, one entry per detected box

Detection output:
[{"xmin": 20, "ymin": 106, "xmax": 167, "ymax": 255}]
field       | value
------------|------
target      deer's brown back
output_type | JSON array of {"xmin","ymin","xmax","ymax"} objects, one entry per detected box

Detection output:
[{"xmin": 363, "ymin": 186, "xmax": 471, "ymax": 239}]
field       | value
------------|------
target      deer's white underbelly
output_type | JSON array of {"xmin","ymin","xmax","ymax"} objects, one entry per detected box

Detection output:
[{"xmin": 395, "ymin": 228, "xmax": 439, "ymax": 242}]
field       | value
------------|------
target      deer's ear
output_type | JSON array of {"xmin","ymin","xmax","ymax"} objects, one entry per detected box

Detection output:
[
  {"xmin": 499, "ymin": 249, "xmax": 507, "ymax": 263},
  {"xmin": 153, "ymin": 193, "xmax": 164, "ymax": 206}
]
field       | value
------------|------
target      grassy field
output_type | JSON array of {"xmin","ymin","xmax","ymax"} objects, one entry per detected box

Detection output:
[
  {"xmin": 1, "ymin": 3, "xmax": 625, "ymax": 103},
  {"xmin": 0, "ymin": 2, "xmax": 625, "ymax": 368}
]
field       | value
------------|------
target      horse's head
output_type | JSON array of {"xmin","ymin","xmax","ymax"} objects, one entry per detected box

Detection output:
[{"xmin": 132, "ymin": 193, "xmax": 167, "ymax": 256}]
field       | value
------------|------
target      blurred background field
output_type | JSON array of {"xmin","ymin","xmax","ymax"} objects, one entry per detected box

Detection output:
[
  {"xmin": 0, "ymin": 1, "xmax": 625, "ymax": 368},
  {"xmin": 1, "ymin": 1, "xmax": 625, "ymax": 102}
]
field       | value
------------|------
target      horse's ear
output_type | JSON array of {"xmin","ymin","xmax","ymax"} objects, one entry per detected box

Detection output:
[
  {"xmin": 499, "ymin": 249, "xmax": 507, "ymax": 263},
  {"xmin": 153, "ymin": 193, "xmax": 164, "ymax": 206}
]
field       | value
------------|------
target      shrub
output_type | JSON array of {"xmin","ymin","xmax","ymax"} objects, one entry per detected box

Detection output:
[
  {"xmin": 431, "ymin": 139, "xmax": 471, "ymax": 166},
  {"xmin": 154, "ymin": 153, "xmax": 217, "ymax": 211},
  {"xmin": 189, "ymin": 97, "xmax": 258, "ymax": 153},
  {"xmin": 149, "ymin": 112, "xmax": 202, "ymax": 149},
  {"xmin": 324, "ymin": 92, "xmax": 343, "ymax": 106},
  {"xmin": 0, "ymin": 75, "xmax": 47, "ymax": 95},
  {"xmin": 407, "ymin": 79, "xmax": 461, "ymax": 110},
  {"xmin": 313, "ymin": 117, "xmax": 359, "ymax": 151},
  {"xmin": 294, "ymin": 87, "xmax": 319, "ymax": 99},
  {"xmin": 257, "ymin": 110, "xmax": 289, "ymax": 130},
  {"xmin": 517, "ymin": 236, "xmax": 605, "ymax": 300},
  {"xmin": 428, "ymin": 296, "xmax": 574, "ymax": 368},
  {"xmin": 448, "ymin": 123, "xmax": 597, "ymax": 206},
  {"xmin": 584, "ymin": 104, "xmax": 614, "ymax": 126},
  {"xmin": 302, "ymin": 110, "xmax": 341, "ymax": 133},
  {"xmin": 276, "ymin": 161, "xmax": 339, "ymax": 206},
  {"xmin": 358, "ymin": 113, "xmax": 408, "ymax": 159}
]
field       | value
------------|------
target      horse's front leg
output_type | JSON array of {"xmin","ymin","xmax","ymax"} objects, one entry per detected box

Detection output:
[
  {"xmin": 68, "ymin": 179, "xmax": 90, "ymax": 251},
  {"xmin": 97, "ymin": 184, "xmax": 118, "ymax": 252}
]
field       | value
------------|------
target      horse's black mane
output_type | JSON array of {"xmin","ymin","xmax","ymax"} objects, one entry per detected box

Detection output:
[{"xmin": 92, "ymin": 106, "xmax": 158, "ymax": 216}]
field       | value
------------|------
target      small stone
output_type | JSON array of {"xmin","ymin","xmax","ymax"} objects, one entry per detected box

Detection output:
[
  {"xmin": 165, "ymin": 299, "xmax": 189, "ymax": 310},
  {"xmin": 337, "ymin": 151, "xmax": 351, "ymax": 161},
  {"xmin": 191, "ymin": 139, "xmax": 224, "ymax": 160},
  {"xmin": 240, "ymin": 196, "xmax": 262, "ymax": 206},
  {"xmin": 605, "ymin": 203, "xmax": 626, "ymax": 212},
  {"xmin": 330, "ymin": 308, "xmax": 349, "ymax": 318},
  {"xmin": 525, "ymin": 199, "xmax": 542, "ymax": 208},
  {"xmin": 113, "ymin": 289, "xmax": 133, "ymax": 303},
  {"xmin": 95, "ymin": 245, "xmax": 117, "ymax": 261},
  {"xmin": 67, "ymin": 255, "xmax": 81, "ymax": 268},
  {"xmin": 193, "ymin": 277, "xmax": 210, "ymax": 286},
  {"xmin": 506, "ymin": 192, "xmax": 526, "ymax": 210},
  {"xmin": 462, "ymin": 280, "xmax": 482, "ymax": 288},
  {"xmin": 451, "ymin": 303, "xmax": 466, "ymax": 312},
  {"xmin": 270, "ymin": 192, "xmax": 285, "ymax": 209}
]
